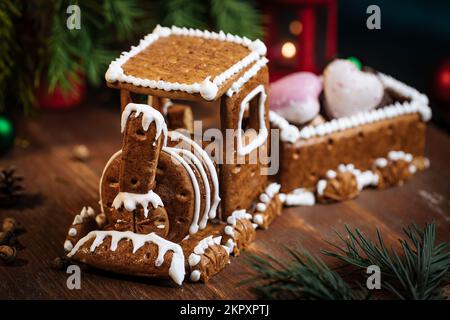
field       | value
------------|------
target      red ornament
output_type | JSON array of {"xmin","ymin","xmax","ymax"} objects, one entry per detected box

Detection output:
[
  {"xmin": 263, "ymin": 0, "xmax": 338, "ymax": 81},
  {"xmin": 37, "ymin": 74, "xmax": 86, "ymax": 110},
  {"xmin": 434, "ymin": 58, "xmax": 450, "ymax": 102}
]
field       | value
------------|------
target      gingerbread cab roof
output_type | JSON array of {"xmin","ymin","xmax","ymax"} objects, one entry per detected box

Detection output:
[{"xmin": 105, "ymin": 25, "xmax": 268, "ymax": 101}]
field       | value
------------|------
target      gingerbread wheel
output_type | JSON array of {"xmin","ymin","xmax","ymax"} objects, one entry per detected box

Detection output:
[{"xmin": 100, "ymin": 149, "xmax": 202, "ymax": 242}]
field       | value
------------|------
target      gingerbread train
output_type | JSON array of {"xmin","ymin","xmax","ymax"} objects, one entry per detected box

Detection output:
[{"xmin": 62, "ymin": 25, "xmax": 432, "ymax": 285}]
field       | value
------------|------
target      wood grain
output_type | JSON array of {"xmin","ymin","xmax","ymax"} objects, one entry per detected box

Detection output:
[{"xmin": 0, "ymin": 104, "xmax": 449, "ymax": 299}]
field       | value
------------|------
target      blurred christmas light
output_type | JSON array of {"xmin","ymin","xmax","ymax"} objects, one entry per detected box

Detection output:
[
  {"xmin": 281, "ymin": 42, "xmax": 297, "ymax": 59},
  {"xmin": 289, "ymin": 20, "xmax": 303, "ymax": 35},
  {"xmin": 434, "ymin": 58, "xmax": 450, "ymax": 102}
]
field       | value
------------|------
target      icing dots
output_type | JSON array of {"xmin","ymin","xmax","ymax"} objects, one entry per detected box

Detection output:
[
  {"xmin": 226, "ymin": 58, "xmax": 268, "ymax": 97},
  {"xmin": 253, "ymin": 183, "xmax": 281, "ymax": 227},
  {"xmin": 280, "ymin": 188, "xmax": 315, "ymax": 206}
]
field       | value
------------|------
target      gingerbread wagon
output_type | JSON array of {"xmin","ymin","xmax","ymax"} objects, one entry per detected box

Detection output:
[
  {"xmin": 63, "ymin": 25, "xmax": 283, "ymax": 285},
  {"xmin": 62, "ymin": 25, "xmax": 432, "ymax": 285}
]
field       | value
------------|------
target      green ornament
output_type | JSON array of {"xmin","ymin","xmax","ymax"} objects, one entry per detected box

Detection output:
[
  {"xmin": 347, "ymin": 56, "xmax": 362, "ymax": 70},
  {"xmin": 0, "ymin": 116, "xmax": 14, "ymax": 154}
]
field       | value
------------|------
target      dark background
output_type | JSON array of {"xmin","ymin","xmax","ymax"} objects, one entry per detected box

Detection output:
[{"xmin": 338, "ymin": 0, "xmax": 450, "ymax": 131}]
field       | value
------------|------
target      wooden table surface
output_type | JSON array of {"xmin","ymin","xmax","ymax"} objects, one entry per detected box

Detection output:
[{"xmin": 0, "ymin": 103, "xmax": 449, "ymax": 300}]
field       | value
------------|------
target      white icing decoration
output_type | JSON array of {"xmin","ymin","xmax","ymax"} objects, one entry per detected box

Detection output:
[
  {"xmin": 86, "ymin": 207, "xmax": 95, "ymax": 217},
  {"xmin": 226, "ymin": 57, "xmax": 269, "ymax": 96},
  {"xmin": 168, "ymin": 131, "xmax": 220, "ymax": 220},
  {"xmin": 68, "ymin": 228, "xmax": 77, "ymax": 237},
  {"xmin": 388, "ymin": 150, "xmax": 413, "ymax": 162},
  {"xmin": 236, "ymin": 84, "xmax": 268, "ymax": 156},
  {"xmin": 224, "ymin": 226, "xmax": 234, "ymax": 237},
  {"xmin": 190, "ymin": 270, "xmax": 201, "ymax": 282},
  {"xmin": 224, "ymin": 238, "xmax": 235, "ymax": 254},
  {"xmin": 189, "ymin": 253, "xmax": 201, "ymax": 267},
  {"xmin": 256, "ymin": 203, "xmax": 266, "ymax": 212},
  {"xmin": 317, "ymin": 180, "xmax": 327, "ymax": 196},
  {"xmin": 73, "ymin": 215, "xmax": 83, "ymax": 225},
  {"xmin": 253, "ymin": 214, "xmax": 264, "ymax": 226},
  {"xmin": 105, "ymin": 25, "xmax": 266, "ymax": 101},
  {"xmin": 254, "ymin": 183, "xmax": 281, "ymax": 216},
  {"xmin": 80, "ymin": 207, "xmax": 89, "ymax": 219},
  {"xmin": 259, "ymin": 193, "xmax": 270, "ymax": 203},
  {"xmin": 333, "ymin": 163, "xmax": 379, "ymax": 191},
  {"xmin": 192, "ymin": 235, "xmax": 223, "ymax": 258},
  {"xmin": 175, "ymin": 149, "xmax": 211, "ymax": 230},
  {"xmin": 67, "ymin": 230, "xmax": 185, "ymax": 285},
  {"xmin": 64, "ymin": 240, "xmax": 73, "ymax": 252},
  {"xmin": 121, "ymin": 103, "xmax": 168, "ymax": 146},
  {"xmin": 162, "ymin": 99, "xmax": 173, "ymax": 115},
  {"xmin": 282, "ymin": 188, "xmax": 316, "ymax": 206},
  {"xmin": 268, "ymin": 111, "xmax": 300, "ymax": 143},
  {"xmin": 284, "ymin": 153, "xmax": 421, "ymax": 208},
  {"xmin": 227, "ymin": 209, "xmax": 252, "ymax": 226},
  {"xmin": 200, "ymin": 76, "xmax": 219, "ymax": 100},
  {"xmin": 112, "ymin": 190, "xmax": 164, "ymax": 218},
  {"xmin": 374, "ymin": 158, "xmax": 388, "ymax": 168},
  {"xmin": 326, "ymin": 170, "xmax": 337, "ymax": 179},
  {"xmin": 354, "ymin": 170, "xmax": 379, "ymax": 190},
  {"xmin": 163, "ymin": 147, "xmax": 201, "ymax": 235},
  {"xmin": 265, "ymin": 183, "xmax": 281, "ymax": 197}
]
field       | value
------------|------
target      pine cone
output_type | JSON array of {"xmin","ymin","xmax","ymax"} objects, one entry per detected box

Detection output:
[{"xmin": 0, "ymin": 166, "xmax": 24, "ymax": 207}]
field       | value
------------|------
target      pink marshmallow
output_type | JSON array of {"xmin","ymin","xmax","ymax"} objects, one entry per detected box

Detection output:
[{"xmin": 270, "ymin": 72, "xmax": 322, "ymax": 124}]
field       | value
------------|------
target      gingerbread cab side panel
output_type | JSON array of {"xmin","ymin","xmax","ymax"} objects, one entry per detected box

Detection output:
[{"xmin": 219, "ymin": 66, "xmax": 270, "ymax": 218}]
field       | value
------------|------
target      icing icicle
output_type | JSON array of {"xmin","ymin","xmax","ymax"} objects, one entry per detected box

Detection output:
[
  {"xmin": 121, "ymin": 103, "xmax": 168, "ymax": 146},
  {"xmin": 112, "ymin": 190, "xmax": 164, "ymax": 218},
  {"xmin": 67, "ymin": 230, "xmax": 185, "ymax": 285}
]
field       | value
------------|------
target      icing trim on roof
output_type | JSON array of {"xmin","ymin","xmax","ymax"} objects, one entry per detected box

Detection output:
[{"xmin": 105, "ymin": 25, "xmax": 267, "ymax": 101}]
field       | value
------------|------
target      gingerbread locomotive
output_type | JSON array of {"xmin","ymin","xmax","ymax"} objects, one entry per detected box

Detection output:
[{"xmin": 62, "ymin": 25, "xmax": 431, "ymax": 285}]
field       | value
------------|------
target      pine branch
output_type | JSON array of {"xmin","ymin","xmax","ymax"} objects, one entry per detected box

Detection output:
[
  {"xmin": 163, "ymin": 0, "xmax": 208, "ymax": 29},
  {"xmin": 322, "ymin": 223, "xmax": 450, "ymax": 300},
  {"xmin": 211, "ymin": 0, "xmax": 263, "ymax": 39},
  {"xmin": 245, "ymin": 246, "xmax": 367, "ymax": 300},
  {"xmin": 0, "ymin": 0, "xmax": 20, "ymax": 112},
  {"xmin": 103, "ymin": 0, "xmax": 144, "ymax": 41}
]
